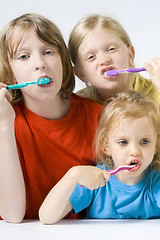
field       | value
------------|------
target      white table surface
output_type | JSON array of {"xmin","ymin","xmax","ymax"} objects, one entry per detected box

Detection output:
[{"xmin": 1, "ymin": 219, "xmax": 160, "ymax": 240}]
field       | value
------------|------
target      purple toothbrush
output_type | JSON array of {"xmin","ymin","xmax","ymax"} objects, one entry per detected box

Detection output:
[
  {"xmin": 80, "ymin": 165, "xmax": 135, "ymax": 187},
  {"xmin": 105, "ymin": 67, "xmax": 146, "ymax": 77}
]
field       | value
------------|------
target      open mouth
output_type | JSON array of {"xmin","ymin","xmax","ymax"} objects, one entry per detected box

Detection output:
[
  {"xmin": 130, "ymin": 160, "xmax": 138, "ymax": 165},
  {"xmin": 128, "ymin": 159, "xmax": 140, "ymax": 171},
  {"xmin": 101, "ymin": 66, "xmax": 118, "ymax": 79},
  {"xmin": 38, "ymin": 78, "xmax": 54, "ymax": 87},
  {"xmin": 101, "ymin": 66, "xmax": 115, "ymax": 74}
]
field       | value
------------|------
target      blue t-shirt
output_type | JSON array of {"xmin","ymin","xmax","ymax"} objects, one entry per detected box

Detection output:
[{"xmin": 69, "ymin": 165, "xmax": 160, "ymax": 219}]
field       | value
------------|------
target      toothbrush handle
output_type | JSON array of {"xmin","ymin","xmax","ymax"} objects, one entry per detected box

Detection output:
[
  {"xmin": 6, "ymin": 82, "xmax": 35, "ymax": 89},
  {"xmin": 80, "ymin": 166, "xmax": 132, "ymax": 187},
  {"xmin": 80, "ymin": 169, "xmax": 118, "ymax": 186},
  {"xmin": 7, "ymin": 82, "xmax": 28, "ymax": 89},
  {"xmin": 107, "ymin": 168, "xmax": 122, "ymax": 175},
  {"xmin": 125, "ymin": 67, "xmax": 146, "ymax": 73}
]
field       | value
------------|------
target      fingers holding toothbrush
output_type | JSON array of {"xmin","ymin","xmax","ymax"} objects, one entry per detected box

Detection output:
[
  {"xmin": 0, "ymin": 82, "xmax": 8, "ymax": 89},
  {"xmin": 73, "ymin": 165, "xmax": 110, "ymax": 190},
  {"xmin": 144, "ymin": 57, "xmax": 160, "ymax": 93}
]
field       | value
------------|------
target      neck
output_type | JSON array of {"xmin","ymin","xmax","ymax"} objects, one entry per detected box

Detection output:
[
  {"xmin": 24, "ymin": 93, "xmax": 71, "ymax": 120},
  {"xmin": 96, "ymin": 75, "xmax": 136, "ymax": 101},
  {"xmin": 96, "ymin": 88, "xmax": 117, "ymax": 101}
]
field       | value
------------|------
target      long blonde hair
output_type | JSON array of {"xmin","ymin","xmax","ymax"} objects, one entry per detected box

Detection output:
[
  {"xmin": 95, "ymin": 91, "xmax": 160, "ymax": 170},
  {"xmin": 68, "ymin": 14, "xmax": 133, "ymax": 66},
  {"xmin": 0, "ymin": 13, "xmax": 75, "ymax": 104}
]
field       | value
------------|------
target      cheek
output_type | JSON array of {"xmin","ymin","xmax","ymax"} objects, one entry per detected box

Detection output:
[
  {"xmin": 143, "ymin": 148, "xmax": 156, "ymax": 162},
  {"xmin": 9, "ymin": 66, "xmax": 19, "ymax": 82},
  {"xmin": 154, "ymin": 145, "xmax": 158, "ymax": 155},
  {"xmin": 53, "ymin": 60, "xmax": 63, "ymax": 76},
  {"xmin": 78, "ymin": 58, "xmax": 93, "ymax": 71},
  {"xmin": 78, "ymin": 62, "xmax": 89, "ymax": 73},
  {"xmin": 57, "ymin": 63, "xmax": 63, "ymax": 76},
  {"xmin": 79, "ymin": 64, "xmax": 93, "ymax": 81},
  {"xmin": 10, "ymin": 62, "xmax": 25, "ymax": 79},
  {"xmin": 117, "ymin": 49, "xmax": 133, "ymax": 66}
]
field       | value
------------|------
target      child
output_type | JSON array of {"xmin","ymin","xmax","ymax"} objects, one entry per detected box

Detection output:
[
  {"xmin": 0, "ymin": 13, "xmax": 103, "ymax": 223},
  {"xmin": 39, "ymin": 91, "xmax": 160, "ymax": 224},
  {"xmin": 68, "ymin": 14, "xmax": 160, "ymax": 106}
]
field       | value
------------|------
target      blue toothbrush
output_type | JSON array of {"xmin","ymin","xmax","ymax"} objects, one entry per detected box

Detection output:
[{"xmin": 7, "ymin": 78, "xmax": 50, "ymax": 89}]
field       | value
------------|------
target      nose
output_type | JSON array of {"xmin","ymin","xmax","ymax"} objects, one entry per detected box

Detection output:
[
  {"xmin": 130, "ymin": 143, "xmax": 140, "ymax": 157},
  {"xmin": 34, "ymin": 55, "xmax": 46, "ymax": 71},
  {"xmin": 98, "ymin": 52, "xmax": 112, "ymax": 66}
]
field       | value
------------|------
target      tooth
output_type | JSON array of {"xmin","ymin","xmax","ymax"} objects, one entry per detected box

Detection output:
[{"xmin": 131, "ymin": 160, "xmax": 138, "ymax": 165}]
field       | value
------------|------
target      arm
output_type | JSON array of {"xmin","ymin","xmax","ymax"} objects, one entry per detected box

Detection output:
[
  {"xmin": 39, "ymin": 165, "xmax": 110, "ymax": 225},
  {"xmin": 0, "ymin": 88, "xmax": 26, "ymax": 223},
  {"xmin": 144, "ymin": 57, "xmax": 160, "ymax": 93}
]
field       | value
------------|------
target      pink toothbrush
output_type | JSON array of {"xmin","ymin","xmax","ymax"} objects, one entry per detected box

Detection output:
[
  {"xmin": 80, "ymin": 165, "xmax": 135, "ymax": 187},
  {"xmin": 107, "ymin": 165, "xmax": 135, "ymax": 175},
  {"xmin": 105, "ymin": 67, "xmax": 146, "ymax": 77}
]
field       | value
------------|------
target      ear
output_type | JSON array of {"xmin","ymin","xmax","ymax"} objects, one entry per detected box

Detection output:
[
  {"xmin": 105, "ymin": 146, "xmax": 112, "ymax": 156},
  {"xmin": 103, "ymin": 141, "xmax": 112, "ymax": 156},
  {"xmin": 128, "ymin": 45, "xmax": 135, "ymax": 67},
  {"xmin": 73, "ymin": 66, "xmax": 86, "ymax": 83}
]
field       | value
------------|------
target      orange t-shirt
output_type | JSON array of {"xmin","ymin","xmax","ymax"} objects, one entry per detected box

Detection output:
[{"xmin": 13, "ymin": 93, "xmax": 103, "ymax": 219}]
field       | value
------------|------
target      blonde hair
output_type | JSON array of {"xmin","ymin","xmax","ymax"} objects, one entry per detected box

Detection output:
[
  {"xmin": 68, "ymin": 14, "xmax": 132, "ymax": 65},
  {"xmin": 0, "ymin": 13, "xmax": 75, "ymax": 104},
  {"xmin": 95, "ymin": 91, "xmax": 160, "ymax": 170}
]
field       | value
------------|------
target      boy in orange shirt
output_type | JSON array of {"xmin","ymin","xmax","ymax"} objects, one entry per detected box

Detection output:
[{"xmin": 0, "ymin": 13, "xmax": 103, "ymax": 222}]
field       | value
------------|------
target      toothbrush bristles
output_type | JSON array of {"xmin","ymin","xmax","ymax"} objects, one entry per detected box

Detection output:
[{"xmin": 37, "ymin": 78, "xmax": 50, "ymax": 85}]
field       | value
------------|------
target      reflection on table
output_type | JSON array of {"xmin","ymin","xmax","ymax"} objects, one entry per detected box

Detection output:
[{"xmin": 1, "ymin": 219, "xmax": 159, "ymax": 240}]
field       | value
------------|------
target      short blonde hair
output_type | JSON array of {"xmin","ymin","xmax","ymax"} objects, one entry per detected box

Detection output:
[
  {"xmin": 0, "ymin": 13, "xmax": 75, "ymax": 104},
  {"xmin": 95, "ymin": 91, "xmax": 160, "ymax": 170},
  {"xmin": 68, "ymin": 14, "xmax": 132, "ymax": 65}
]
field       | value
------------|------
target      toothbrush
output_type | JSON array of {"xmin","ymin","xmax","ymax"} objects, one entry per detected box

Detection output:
[
  {"xmin": 80, "ymin": 165, "xmax": 135, "ymax": 187},
  {"xmin": 107, "ymin": 165, "xmax": 135, "ymax": 175},
  {"xmin": 6, "ymin": 78, "xmax": 50, "ymax": 90},
  {"xmin": 105, "ymin": 67, "xmax": 146, "ymax": 77}
]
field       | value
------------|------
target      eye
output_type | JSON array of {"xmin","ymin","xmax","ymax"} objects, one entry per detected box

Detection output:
[
  {"xmin": 44, "ymin": 50, "xmax": 54, "ymax": 56},
  {"xmin": 86, "ymin": 54, "xmax": 96, "ymax": 61},
  {"xmin": 118, "ymin": 139, "xmax": 128, "ymax": 145},
  {"xmin": 107, "ymin": 46, "xmax": 117, "ymax": 53},
  {"xmin": 108, "ymin": 47, "xmax": 115, "ymax": 51},
  {"xmin": 140, "ymin": 139, "xmax": 150, "ymax": 145},
  {"xmin": 18, "ymin": 54, "xmax": 29, "ymax": 60}
]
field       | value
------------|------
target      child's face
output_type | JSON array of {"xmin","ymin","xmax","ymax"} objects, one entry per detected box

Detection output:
[
  {"xmin": 75, "ymin": 27, "xmax": 134, "ymax": 96},
  {"xmin": 9, "ymin": 28, "xmax": 63, "ymax": 106},
  {"xmin": 106, "ymin": 117, "xmax": 158, "ymax": 185}
]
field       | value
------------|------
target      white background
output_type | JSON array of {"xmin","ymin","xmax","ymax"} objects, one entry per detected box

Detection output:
[
  {"xmin": 1, "ymin": 2, "xmax": 160, "ymax": 237},
  {"xmin": 1, "ymin": 0, "xmax": 160, "ymax": 91}
]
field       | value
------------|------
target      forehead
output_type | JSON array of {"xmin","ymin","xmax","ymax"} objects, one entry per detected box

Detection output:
[
  {"xmin": 9, "ymin": 27, "xmax": 54, "ymax": 58},
  {"xmin": 9, "ymin": 27, "xmax": 34, "ymax": 54},
  {"xmin": 78, "ymin": 27, "xmax": 124, "ymax": 54},
  {"xmin": 110, "ymin": 117, "xmax": 156, "ymax": 136}
]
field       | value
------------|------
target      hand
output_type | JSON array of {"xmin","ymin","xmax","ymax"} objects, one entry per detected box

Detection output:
[
  {"xmin": 0, "ymin": 87, "xmax": 15, "ymax": 126},
  {"xmin": 0, "ymin": 82, "xmax": 8, "ymax": 89},
  {"xmin": 144, "ymin": 57, "xmax": 160, "ymax": 93},
  {"xmin": 71, "ymin": 165, "xmax": 110, "ymax": 190}
]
